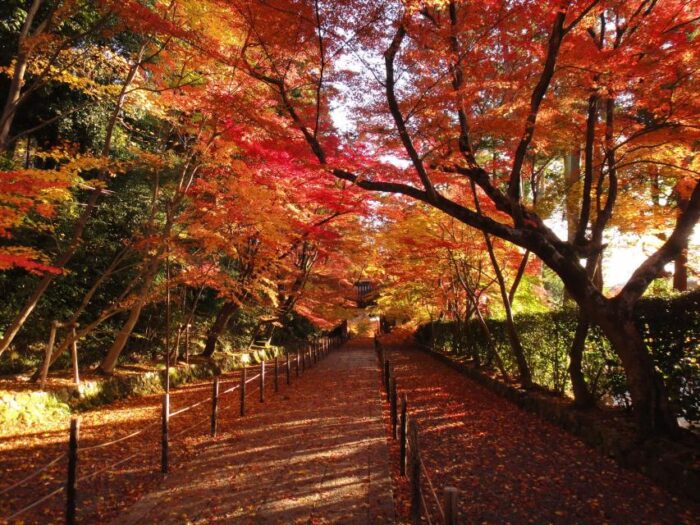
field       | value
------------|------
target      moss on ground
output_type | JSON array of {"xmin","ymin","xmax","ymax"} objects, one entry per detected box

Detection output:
[{"xmin": 0, "ymin": 346, "xmax": 284, "ymax": 430}]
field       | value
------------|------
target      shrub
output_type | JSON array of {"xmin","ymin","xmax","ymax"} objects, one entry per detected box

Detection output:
[{"xmin": 416, "ymin": 291, "xmax": 700, "ymax": 423}]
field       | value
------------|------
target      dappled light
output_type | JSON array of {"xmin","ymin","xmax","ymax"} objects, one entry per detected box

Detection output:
[{"xmin": 2, "ymin": 0, "xmax": 700, "ymax": 522}]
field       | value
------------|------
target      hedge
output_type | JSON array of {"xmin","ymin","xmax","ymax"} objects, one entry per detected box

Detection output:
[{"xmin": 415, "ymin": 291, "xmax": 700, "ymax": 424}]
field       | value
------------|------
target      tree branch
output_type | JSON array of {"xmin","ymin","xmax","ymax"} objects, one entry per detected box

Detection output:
[
  {"xmin": 384, "ymin": 23, "xmax": 438, "ymax": 202},
  {"xmin": 617, "ymin": 181, "xmax": 700, "ymax": 309},
  {"xmin": 508, "ymin": 10, "xmax": 567, "ymax": 207}
]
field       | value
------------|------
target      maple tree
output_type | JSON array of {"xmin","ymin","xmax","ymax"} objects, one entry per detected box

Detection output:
[
  {"xmin": 206, "ymin": 0, "xmax": 700, "ymax": 436},
  {"xmin": 1, "ymin": 0, "xmax": 699, "ymax": 441}
]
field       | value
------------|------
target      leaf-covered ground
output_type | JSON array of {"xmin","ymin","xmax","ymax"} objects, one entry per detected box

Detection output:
[
  {"xmin": 1, "ymin": 341, "xmax": 395, "ymax": 524},
  {"xmin": 1, "ymin": 365, "xmax": 250, "ymax": 524},
  {"xmin": 380, "ymin": 342, "xmax": 700, "ymax": 524},
  {"xmin": 111, "ymin": 338, "xmax": 394, "ymax": 524}
]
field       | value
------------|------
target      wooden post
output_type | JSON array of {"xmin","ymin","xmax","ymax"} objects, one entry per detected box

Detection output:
[
  {"xmin": 408, "ymin": 418, "xmax": 421, "ymax": 525},
  {"xmin": 185, "ymin": 323, "xmax": 191, "ymax": 365},
  {"xmin": 444, "ymin": 486, "xmax": 459, "ymax": 525},
  {"xmin": 274, "ymin": 357, "xmax": 279, "ymax": 392},
  {"xmin": 210, "ymin": 377, "xmax": 219, "ymax": 437},
  {"xmin": 296, "ymin": 350, "xmax": 300, "ymax": 377},
  {"xmin": 302, "ymin": 348, "xmax": 306, "ymax": 372},
  {"xmin": 161, "ymin": 393, "xmax": 169, "ymax": 474},
  {"xmin": 240, "ymin": 366, "xmax": 246, "ymax": 416},
  {"xmin": 390, "ymin": 378, "xmax": 398, "ymax": 439},
  {"xmin": 70, "ymin": 323, "xmax": 80, "ymax": 389},
  {"xmin": 260, "ymin": 360, "xmax": 265, "ymax": 402},
  {"xmin": 400, "ymin": 394, "xmax": 407, "ymax": 476},
  {"xmin": 384, "ymin": 360, "xmax": 390, "ymax": 395},
  {"xmin": 40, "ymin": 320, "xmax": 59, "ymax": 390},
  {"xmin": 286, "ymin": 352, "xmax": 291, "ymax": 385},
  {"xmin": 66, "ymin": 417, "xmax": 79, "ymax": 525}
]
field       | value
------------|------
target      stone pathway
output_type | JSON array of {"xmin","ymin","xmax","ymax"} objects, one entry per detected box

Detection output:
[{"xmin": 111, "ymin": 339, "xmax": 394, "ymax": 524}]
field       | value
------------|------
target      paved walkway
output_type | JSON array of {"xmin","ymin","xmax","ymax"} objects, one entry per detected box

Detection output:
[{"xmin": 112, "ymin": 339, "xmax": 394, "ymax": 524}]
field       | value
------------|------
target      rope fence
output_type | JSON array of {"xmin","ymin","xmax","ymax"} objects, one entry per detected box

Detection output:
[
  {"xmin": 2, "ymin": 326, "xmax": 349, "ymax": 524},
  {"xmin": 375, "ymin": 333, "xmax": 459, "ymax": 525}
]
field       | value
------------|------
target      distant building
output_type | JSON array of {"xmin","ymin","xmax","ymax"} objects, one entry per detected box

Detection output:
[{"xmin": 354, "ymin": 280, "xmax": 379, "ymax": 308}]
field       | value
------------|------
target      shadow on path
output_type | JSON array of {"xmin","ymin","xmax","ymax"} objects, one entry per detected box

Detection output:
[{"xmin": 111, "ymin": 339, "xmax": 394, "ymax": 525}]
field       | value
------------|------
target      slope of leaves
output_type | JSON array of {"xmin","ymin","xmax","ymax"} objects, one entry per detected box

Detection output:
[{"xmin": 380, "ymin": 336, "xmax": 699, "ymax": 524}]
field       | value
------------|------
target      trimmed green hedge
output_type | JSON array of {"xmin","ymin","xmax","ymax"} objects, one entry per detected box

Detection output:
[{"xmin": 416, "ymin": 291, "xmax": 700, "ymax": 424}]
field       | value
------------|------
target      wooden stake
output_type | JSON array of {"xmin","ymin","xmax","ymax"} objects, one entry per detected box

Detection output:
[
  {"xmin": 286, "ymin": 352, "xmax": 291, "ymax": 385},
  {"xmin": 260, "ymin": 360, "xmax": 265, "ymax": 402},
  {"xmin": 66, "ymin": 417, "xmax": 80, "ymax": 525},
  {"xmin": 240, "ymin": 366, "xmax": 246, "ymax": 416},
  {"xmin": 408, "ymin": 418, "xmax": 421, "ymax": 525},
  {"xmin": 390, "ymin": 378, "xmax": 398, "ymax": 439},
  {"xmin": 40, "ymin": 320, "xmax": 59, "ymax": 390},
  {"xmin": 161, "ymin": 393, "xmax": 169, "ymax": 474},
  {"xmin": 210, "ymin": 377, "xmax": 219, "ymax": 437},
  {"xmin": 274, "ymin": 357, "xmax": 279, "ymax": 392},
  {"xmin": 384, "ymin": 360, "xmax": 390, "ymax": 395},
  {"xmin": 444, "ymin": 486, "xmax": 459, "ymax": 525},
  {"xmin": 400, "ymin": 394, "xmax": 407, "ymax": 476},
  {"xmin": 185, "ymin": 323, "xmax": 190, "ymax": 365},
  {"xmin": 70, "ymin": 324, "xmax": 80, "ymax": 389}
]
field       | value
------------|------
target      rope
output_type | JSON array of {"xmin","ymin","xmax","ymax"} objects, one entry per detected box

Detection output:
[
  {"xmin": 171, "ymin": 414, "xmax": 209, "ymax": 439},
  {"xmin": 0, "ymin": 453, "xmax": 66, "ymax": 496},
  {"xmin": 419, "ymin": 485, "xmax": 434, "ymax": 525},
  {"xmin": 245, "ymin": 373, "xmax": 261, "ymax": 385},
  {"xmin": 81, "ymin": 421, "xmax": 159, "ymax": 451},
  {"xmin": 420, "ymin": 456, "xmax": 445, "ymax": 522},
  {"xmin": 220, "ymin": 383, "xmax": 240, "ymax": 395},
  {"xmin": 77, "ymin": 450, "xmax": 145, "ymax": 483},
  {"xmin": 2, "ymin": 351, "xmax": 312, "ymax": 521},
  {"xmin": 169, "ymin": 396, "xmax": 209, "ymax": 418},
  {"xmin": 3, "ymin": 485, "xmax": 64, "ymax": 521}
]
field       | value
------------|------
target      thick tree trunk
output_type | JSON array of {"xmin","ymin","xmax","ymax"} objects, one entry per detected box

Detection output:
[
  {"xmin": 201, "ymin": 301, "xmax": 239, "ymax": 358},
  {"xmin": 673, "ymin": 249, "xmax": 688, "ymax": 291},
  {"xmin": 589, "ymin": 304, "xmax": 678, "ymax": 436}
]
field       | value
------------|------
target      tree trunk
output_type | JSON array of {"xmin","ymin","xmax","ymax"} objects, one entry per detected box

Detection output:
[
  {"xmin": 0, "ymin": 188, "xmax": 102, "ymax": 357},
  {"xmin": 0, "ymin": 0, "xmax": 43, "ymax": 152},
  {"xmin": 470, "ymin": 181, "xmax": 532, "ymax": 387},
  {"xmin": 473, "ymin": 306, "xmax": 509, "ymax": 381},
  {"xmin": 590, "ymin": 305, "xmax": 678, "ymax": 436},
  {"xmin": 201, "ymin": 301, "xmax": 239, "ymax": 358},
  {"xmin": 0, "ymin": 47, "xmax": 145, "ymax": 357},
  {"xmin": 568, "ymin": 318, "xmax": 596, "ymax": 408},
  {"xmin": 563, "ymin": 149, "xmax": 581, "ymax": 304},
  {"xmin": 484, "ymin": 238, "xmax": 531, "ymax": 387},
  {"xmin": 98, "ymin": 258, "xmax": 159, "ymax": 374},
  {"xmin": 0, "ymin": 50, "xmax": 29, "ymax": 152},
  {"xmin": 673, "ymin": 248, "xmax": 688, "ymax": 291}
]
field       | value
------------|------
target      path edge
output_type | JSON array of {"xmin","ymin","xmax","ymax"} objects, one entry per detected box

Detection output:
[{"xmin": 404, "ymin": 341, "xmax": 700, "ymax": 503}]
